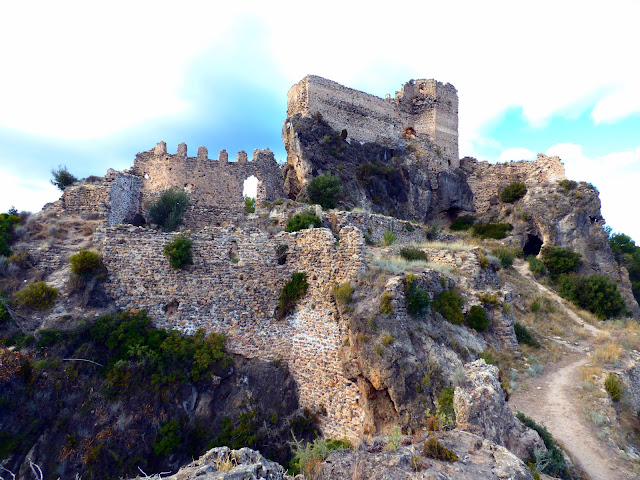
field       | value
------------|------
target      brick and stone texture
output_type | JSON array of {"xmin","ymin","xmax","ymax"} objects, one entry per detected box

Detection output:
[
  {"xmin": 287, "ymin": 75, "xmax": 459, "ymax": 167},
  {"xmin": 461, "ymin": 154, "xmax": 566, "ymax": 214},
  {"xmin": 97, "ymin": 225, "xmax": 366, "ymax": 438},
  {"xmin": 130, "ymin": 143, "xmax": 284, "ymax": 229}
]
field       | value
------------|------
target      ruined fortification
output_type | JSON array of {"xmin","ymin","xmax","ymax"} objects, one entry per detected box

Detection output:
[{"xmin": 287, "ymin": 75, "xmax": 459, "ymax": 167}]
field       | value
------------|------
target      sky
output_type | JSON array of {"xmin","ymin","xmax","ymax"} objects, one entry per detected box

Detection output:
[{"xmin": 1, "ymin": 0, "xmax": 638, "ymax": 241}]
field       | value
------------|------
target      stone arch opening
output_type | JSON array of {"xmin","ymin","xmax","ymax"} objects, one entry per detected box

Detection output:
[
  {"xmin": 243, "ymin": 175, "xmax": 259, "ymax": 213},
  {"xmin": 523, "ymin": 234, "xmax": 543, "ymax": 256}
]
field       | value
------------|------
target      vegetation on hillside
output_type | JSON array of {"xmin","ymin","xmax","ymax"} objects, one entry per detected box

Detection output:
[
  {"xmin": 149, "ymin": 189, "xmax": 190, "ymax": 231},
  {"xmin": 306, "ymin": 174, "xmax": 342, "ymax": 209},
  {"xmin": 50, "ymin": 165, "xmax": 78, "ymax": 191},
  {"xmin": 608, "ymin": 231, "xmax": 640, "ymax": 304},
  {"xmin": 285, "ymin": 211, "xmax": 322, "ymax": 233}
]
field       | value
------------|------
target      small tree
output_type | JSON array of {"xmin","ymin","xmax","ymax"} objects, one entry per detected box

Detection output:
[
  {"xmin": 500, "ymin": 182, "xmax": 527, "ymax": 203},
  {"xmin": 14, "ymin": 282, "xmax": 58, "ymax": 310},
  {"xmin": 51, "ymin": 165, "xmax": 78, "ymax": 191},
  {"xmin": 69, "ymin": 250, "xmax": 103, "ymax": 276},
  {"xmin": 163, "ymin": 235, "xmax": 193, "ymax": 270},
  {"xmin": 149, "ymin": 189, "xmax": 190, "ymax": 231},
  {"xmin": 244, "ymin": 196, "xmax": 256, "ymax": 213},
  {"xmin": 277, "ymin": 272, "xmax": 309, "ymax": 319},
  {"xmin": 466, "ymin": 305, "xmax": 489, "ymax": 331},
  {"xmin": 540, "ymin": 246, "xmax": 582, "ymax": 278},
  {"xmin": 285, "ymin": 211, "xmax": 322, "ymax": 233},
  {"xmin": 306, "ymin": 174, "xmax": 342, "ymax": 209}
]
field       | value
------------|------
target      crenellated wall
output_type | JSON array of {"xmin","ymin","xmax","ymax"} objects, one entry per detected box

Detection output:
[
  {"xmin": 287, "ymin": 75, "xmax": 459, "ymax": 167},
  {"xmin": 97, "ymin": 225, "xmax": 367, "ymax": 438}
]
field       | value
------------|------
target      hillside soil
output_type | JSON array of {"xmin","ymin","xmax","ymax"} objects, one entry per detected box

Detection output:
[{"xmin": 510, "ymin": 262, "xmax": 637, "ymax": 480}]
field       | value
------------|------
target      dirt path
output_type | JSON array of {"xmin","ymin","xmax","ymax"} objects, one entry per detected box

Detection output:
[{"xmin": 510, "ymin": 261, "xmax": 636, "ymax": 480}]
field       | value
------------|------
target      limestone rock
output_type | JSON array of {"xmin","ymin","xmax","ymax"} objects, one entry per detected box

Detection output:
[
  {"xmin": 454, "ymin": 360, "xmax": 546, "ymax": 459},
  {"xmin": 316, "ymin": 430, "xmax": 534, "ymax": 480},
  {"xmin": 139, "ymin": 447, "xmax": 291, "ymax": 480}
]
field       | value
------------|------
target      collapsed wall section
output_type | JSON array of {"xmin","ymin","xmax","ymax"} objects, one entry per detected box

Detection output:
[
  {"xmin": 97, "ymin": 225, "xmax": 366, "ymax": 438},
  {"xmin": 461, "ymin": 154, "xmax": 566, "ymax": 213}
]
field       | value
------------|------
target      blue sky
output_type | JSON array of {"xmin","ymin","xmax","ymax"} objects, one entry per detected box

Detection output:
[{"xmin": 1, "ymin": 1, "xmax": 638, "ymax": 242}]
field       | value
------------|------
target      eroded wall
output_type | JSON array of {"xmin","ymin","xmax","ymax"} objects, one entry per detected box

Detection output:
[
  {"xmin": 461, "ymin": 154, "xmax": 566, "ymax": 213},
  {"xmin": 97, "ymin": 225, "xmax": 366, "ymax": 438}
]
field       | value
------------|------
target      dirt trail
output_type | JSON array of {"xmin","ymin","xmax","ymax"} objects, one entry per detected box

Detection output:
[{"xmin": 510, "ymin": 261, "xmax": 636, "ymax": 480}]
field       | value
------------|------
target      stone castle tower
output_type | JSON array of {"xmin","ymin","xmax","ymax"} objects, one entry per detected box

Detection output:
[{"xmin": 287, "ymin": 75, "xmax": 459, "ymax": 167}]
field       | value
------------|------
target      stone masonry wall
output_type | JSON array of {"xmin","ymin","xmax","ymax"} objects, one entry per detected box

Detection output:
[
  {"xmin": 106, "ymin": 172, "xmax": 142, "ymax": 226},
  {"xmin": 328, "ymin": 211, "xmax": 428, "ymax": 244},
  {"xmin": 131, "ymin": 143, "xmax": 284, "ymax": 226},
  {"xmin": 287, "ymin": 75, "xmax": 459, "ymax": 167},
  {"xmin": 58, "ymin": 183, "xmax": 110, "ymax": 218},
  {"xmin": 461, "ymin": 154, "xmax": 566, "ymax": 213},
  {"xmin": 97, "ymin": 225, "xmax": 366, "ymax": 439}
]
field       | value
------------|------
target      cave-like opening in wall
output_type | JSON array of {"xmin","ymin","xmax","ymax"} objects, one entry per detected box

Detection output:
[
  {"xmin": 523, "ymin": 234, "xmax": 543, "ymax": 256},
  {"xmin": 243, "ymin": 175, "xmax": 259, "ymax": 213}
]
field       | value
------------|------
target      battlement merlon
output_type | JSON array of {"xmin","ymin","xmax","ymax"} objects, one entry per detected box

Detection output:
[{"xmin": 286, "ymin": 75, "xmax": 459, "ymax": 168}]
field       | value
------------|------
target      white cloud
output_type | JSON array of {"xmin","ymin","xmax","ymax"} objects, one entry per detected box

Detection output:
[
  {"xmin": 0, "ymin": 168, "xmax": 60, "ymax": 213},
  {"xmin": 495, "ymin": 148, "xmax": 536, "ymax": 164},
  {"xmin": 592, "ymin": 86, "xmax": 640, "ymax": 124},
  {"xmin": 545, "ymin": 143, "xmax": 640, "ymax": 241}
]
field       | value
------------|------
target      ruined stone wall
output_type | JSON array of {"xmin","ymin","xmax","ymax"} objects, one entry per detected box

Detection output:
[
  {"xmin": 461, "ymin": 154, "xmax": 566, "ymax": 213},
  {"xmin": 130, "ymin": 142, "xmax": 285, "ymax": 229},
  {"xmin": 97, "ymin": 225, "xmax": 366, "ymax": 438},
  {"xmin": 58, "ymin": 183, "xmax": 110, "ymax": 218},
  {"xmin": 287, "ymin": 75, "xmax": 459, "ymax": 166},
  {"xmin": 106, "ymin": 172, "xmax": 142, "ymax": 226},
  {"xmin": 329, "ymin": 211, "xmax": 428, "ymax": 244}
]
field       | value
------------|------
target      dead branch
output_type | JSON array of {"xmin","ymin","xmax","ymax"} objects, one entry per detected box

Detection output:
[{"xmin": 62, "ymin": 358, "xmax": 104, "ymax": 367}]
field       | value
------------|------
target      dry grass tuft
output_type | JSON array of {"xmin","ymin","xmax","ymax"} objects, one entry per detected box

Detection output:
[
  {"xmin": 593, "ymin": 342, "xmax": 622, "ymax": 364},
  {"xmin": 594, "ymin": 331, "xmax": 612, "ymax": 344}
]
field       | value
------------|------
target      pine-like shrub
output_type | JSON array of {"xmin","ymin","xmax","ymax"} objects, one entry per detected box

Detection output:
[
  {"xmin": 306, "ymin": 174, "xmax": 342, "ymax": 209},
  {"xmin": 471, "ymin": 222, "xmax": 513, "ymax": 239},
  {"xmin": 500, "ymin": 182, "xmax": 527, "ymax": 203},
  {"xmin": 50, "ymin": 165, "xmax": 78, "ymax": 191},
  {"xmin": 466, "ymin": 305, "xmax": 489, "ymax": 331},
  {"xmin": 69, "ymin": 250, "xmax": 103, "ymax": 276},
  {"xmin": 149, "ymin": 189, "xmax": 190, "ymax": 231},
  {"xmin": 285, "ymin": 211, "xmax": 322, "ymax": 233},
  {"xmin": 540, "ymin": 246, "xmax": 582, "ymax": 278},
  {"xmin": 450, "ymin": 214, "xmax": 476, "ymax": 231},
  {"xmin": 557, "ymin": 273, "xmax": 626, "ymax": 319},
  {"xmin": 163, "ymin": 235, "xmax": 193, "ymax": 270},
  {"xmin": 277, "ymin": 272, "xmax": 309, "ymax": 319},
  {"xmin": 405, "ymin": 275, "xmax": 430, "ymax": 316},
  {"xmin": 514, "ymin": 322, "xmax": 540, "ymax": 348},
  {"xmin": 432, "ymin": 289, "xmax": 464, "ymax": 325},
  {"xmin": 400, "ymin": 246, "xmax": 428, "ymax": 262},
  {"xmin": 14, "ymin": 282, "xmax": 58, "ymax": 310}
]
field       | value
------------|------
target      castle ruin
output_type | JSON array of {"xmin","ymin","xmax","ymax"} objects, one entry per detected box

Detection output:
[{"xmin": 287, "ymin": 75, "xmax": 459, "ymax": 167}]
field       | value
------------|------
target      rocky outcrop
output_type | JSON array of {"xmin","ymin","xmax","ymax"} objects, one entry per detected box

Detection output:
[
  {"xmin": 282, "ymin": 113, "xmax": 473, "ymax": 222},
  {"xmin": 454, "ymin": 360, "xmax": 546, "ymax": 459},
  {"xmin": 316, "ymin": 430, "xmax": 535, "ymax": 480},
  {"xmin": 137, "ymin": 447, "xmax": 292, "ymax": 480}
]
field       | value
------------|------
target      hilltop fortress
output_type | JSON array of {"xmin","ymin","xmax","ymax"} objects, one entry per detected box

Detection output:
[{"xmin": 45, "ymin": 75, "xmax": 640, "ymax": 442}]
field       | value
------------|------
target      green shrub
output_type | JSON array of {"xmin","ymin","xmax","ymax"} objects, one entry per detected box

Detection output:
[
  {"xmin": 148, "ymin": 189, "xmax": 190, "ymax": 231},
  {"xmin": 0, "ymin": 213, "xmax": 20, "ymax": 257},
  {"xmin": 400, "ymin": 246, "xmax": 428, "ymax": 262},
  {"xmin": 69, "ymin": 250, "xmax": 103, "ymax": 276},
  {"xmin": 289, "ymin": 437, "xmax": 352, "ymax": 477},
  {"xmin": 244, "ymin": 195, "xmax": 256, "ymax": 213},
  {"xmin": 493, "ymin": 247, "xmax": 520, "ymax": 269},
  {"xmin": 608, "ymin": 232, "xmax": 640, "ymax": 305},
  {"xmin": 383, "ymin": 230, "xmax": 396, "ymax": 246},
  {"xmin": 306, "ymin": 174, "xmax": 342, "ymax": 209},
  {"xmin": 0, "ymin": 296, "xmax": 9, "ymax": 323},
  {"xmin": 153, "ymin": 418, "xmax": 182, "ymax": 456},
  {"xmin": 557, "ymin": 273, "xmax": 625, "ymax": 319},
  {"xmin": 471, "ymin": 222, "xmax": 513, "ymax": 239},
  {"xmin": 516, "ymin": 412, "xmax": 568, "ymax": 478},
  {"xmin": 478, "ymin": 350, "xmax": 496, "ymax": 364},
  {"xmin": 277, "ymin": 272, "xmax": 309, "ymax": 319},
  {"xmin": 500, "ymin": 182, "xmax": 527, "ymax": 203},
  {"xmin": 437, "ymin": 386, "xmax": 456, "ymax": 423},
  {"xmin": 527, "ymin": 256, "xmax": 547, "ymax": 276},
  {"xmin": 450, "ymin": 214, "xmax": 476, "ymax": 231},
  {"xmin": 558, "ymin": 179, "xmax": 577, "ymax": 192},
  {"xmin": 432, "ymin": 289, "xmax": 464, "ymax": 325},
  {"xmin": 605, "ymin": 373, "xmax": 623, "ymax": 402},
  {"xmin": 540, "ymin": 246, "xmax": 582, "ymax": 278},
  {"xmin": 163, "ymin": 235, "xmax": 193, "ymax": 270},
  {"xmin": 381, "ymin": 332, "xmax": 395, "ymax": 346},
  {"xmin": 466, "ymin": 305, "xmax": 488, "ymax": 331},
  {"xmin": 36, "ymin": 329, "xmax": 65, "ymax": 350},
  {"xmin": 14, "ymin": 282, "xmax": 58, "ymax": 310},
  {"xmin": 514, "ymin": 322, "xmax": 540, "ymax": 348},
  {"xmin": 423, "ymin": 436, "xmax": 458, "ymax": 462},
  {"xmin": 379, "ymin": 291, "xmax": 394, "ymax": 316},
  {"xmin": 333, "ymin": 282, "xmax": 353, "ymax": 307},
  {"xmin": 285, "ymin": 211, "xmax": 322, "ymax": 233},
  {"xmin": 50, "ymin": 164, "xmax": 78, "ymax": 191},
  {"xmin": 405, "ymin": 275, "xmax": 430, "ymax": 316}
]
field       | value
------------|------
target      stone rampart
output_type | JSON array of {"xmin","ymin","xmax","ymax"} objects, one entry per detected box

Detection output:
[
  {"xmin": 329, "ymin": 211, "xmax": 427, "ymax": 244},
  {"xmin": 461, "ymin": 154, "xmax": 566, "ymax": 213},
  {"xmin": 58, "ymin": 183, "xmax": 110, "ymax": 218},
  {"xmin": 287, "ymin": 75, "xmax": 459, "ymax": 166},
  {"xmin": 97, "ymin": 225, "xmax": 366, "ymax": 438}
]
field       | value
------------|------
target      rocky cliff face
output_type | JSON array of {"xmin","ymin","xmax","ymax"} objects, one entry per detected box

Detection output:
[{"xmin": 282, "ymin": 114, "xmax": 472, "ymax": 222}]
